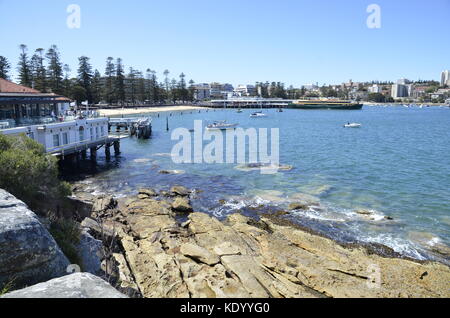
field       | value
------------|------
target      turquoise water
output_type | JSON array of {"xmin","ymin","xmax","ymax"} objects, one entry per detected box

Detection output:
[{"xmin": 67, "ymin": 106, "xmax": 450, "ymax": 261}]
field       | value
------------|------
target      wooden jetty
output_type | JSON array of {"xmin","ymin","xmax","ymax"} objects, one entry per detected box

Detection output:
[{"xmin": 108, "ymin": 117, "xmax": 152, "ymax": 139}]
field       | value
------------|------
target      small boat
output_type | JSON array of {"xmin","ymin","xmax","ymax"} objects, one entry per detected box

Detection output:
[
  {"xmin": 236, "ymin": 109, "xmax": 243, "ymax": 113},
  {"xmin": 250, "ymin": 111, "xmax": 267, "ymax": 118},
  {"xmin": 277, "ymin": 108, "xmax": 283, "ymax": 112},
  {"xmin": 206, "ymin": 120, "xmax": 238, "ymax": 131},
  {"xmin": 344, "ymin": 123, "xmax": 362, "ymax": 128}
]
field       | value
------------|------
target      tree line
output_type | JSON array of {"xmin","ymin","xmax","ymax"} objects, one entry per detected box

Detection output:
[{"xmin": 0, "ymin": 45, "xmax": 196, "ymax": 105}]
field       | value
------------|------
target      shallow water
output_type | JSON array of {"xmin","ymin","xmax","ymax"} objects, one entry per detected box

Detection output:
[{"xmin": 63, "ymin": 106, "xmax": 450, "ymax": 261}]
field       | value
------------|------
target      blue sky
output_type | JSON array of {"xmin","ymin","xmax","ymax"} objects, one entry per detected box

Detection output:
[{"xmin": 1, "ymin": 0, "xmax": 449, "ymax": 87}]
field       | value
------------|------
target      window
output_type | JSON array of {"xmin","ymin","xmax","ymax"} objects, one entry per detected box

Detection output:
[
  {"xmin": 79, "ymin": 127, "xmax": 84, "ymax": 142},
  {"xmin": 90, "ymin": 128, "xmax": 94, "ymax": 141},
  {"xmin": 95, "ymin": 127, "xmax": 99, "ymax": 139},
  {"xmin": 101, "ymin": 126, "xmax": 105, "ymax": 136},
  {"xmin": 62, "ymin": 132, "xmax": 69, "ymax": 145},
  {"xmin": 53, "ymin": 134, "xmax": 60, "ymax": 147}
]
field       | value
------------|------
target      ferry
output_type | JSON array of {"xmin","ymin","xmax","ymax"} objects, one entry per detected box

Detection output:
[{"xmin": 288, "ymin": 100, "xmax": 363, "ymax": 110}]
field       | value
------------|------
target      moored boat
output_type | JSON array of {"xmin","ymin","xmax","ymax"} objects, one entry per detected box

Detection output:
[
  {"xmin": 206, "ymin": 120, "xmax": 238, "ymax": 131},
  {"xmin": 288, "ymin": 100, "xmax": 363, "ymax": 110}
]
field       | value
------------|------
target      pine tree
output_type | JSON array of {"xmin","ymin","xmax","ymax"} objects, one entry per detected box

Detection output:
[
  {"xmin": 77, "ymin": 56, "xmax": 93, "ymax": 103},
  {"xmin": 0, "ymin": 56, "xmax": 11, "ymax": 80},
  {"xmin": 104, "ymin": 57, "xmax": 115, "ymax": 104},
  {"xmin": 31, "ymin": 48, "xmax": 47, "ymax": 92},
  {"xmin": 46, "ymin": 45, "xmax": 63, "ymax": 94},
  {"xmin": 115, "ymin": 58, "xmax": 125, "ymax": 105},
  {"xmin": 62, "ymin": 64, "xmax": 72, "ymax": 98},
  {"xmin": 17, "ymin": 44, "xmax": 32, "ymax": 87}
]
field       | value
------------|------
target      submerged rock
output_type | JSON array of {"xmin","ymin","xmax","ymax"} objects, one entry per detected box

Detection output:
[
  {"xmin": 288, "ymin": 202, "xmax": 310, "ymax": 211},
  {"xmin": 170, "ymin": 186, "xmax": 191, "ymax": 197},
  {"xmin": 171, "ymin": 197, "xmax": 193, "ymax": 213},
  {"xmin": 138, "ymin": 188, "xmax": 157, "ymax": 198},
  {"xmin": 159, "ymin": 170, "xmax": 185, "ymax": 175},
  {"xmin": 1, "ymin": 273, "xmax": 127, "ymax": 298},
  {"xmin": 0, "ymin": 189, "xmax": 70, "ymax": 290}
]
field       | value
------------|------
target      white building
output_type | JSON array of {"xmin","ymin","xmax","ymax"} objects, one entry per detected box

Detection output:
[
  {"xmin": 368, "ymin": 84, "xmax": 382, "ymax": 93},
  {"xmin": 391, "ymin": 84, "xmax": 409, "ymax": 98},
  {"xmin": 0, "ymin": 117, "xmax": 110, "ymax": 155},
  {"xmin": 441, "ymin": 70, "xmax": 450, "ymax": 87},
  {"xmin": 235, "ymin": 85, "xmax": 256, "ymax": 96},
  {"xmin": 193, "ymin": 83, "xmax": 211, "ymax": 101}
]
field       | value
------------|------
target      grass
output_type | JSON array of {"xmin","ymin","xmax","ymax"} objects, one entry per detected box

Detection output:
[
  {"xmin": 49, "ymin": 217, "xmax": 83, "ymax": 270},
  {"xmin": 0, "ymin": 279, "xmax": 15, "ymax": 296}
]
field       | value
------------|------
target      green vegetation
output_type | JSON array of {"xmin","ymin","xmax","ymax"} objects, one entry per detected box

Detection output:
[
  {"xmin": 0, "ymin": 134, "xmax": 71, "ymax": 212},
  {"xmin": 48, "ymin": 216, "xmax": 82, "ymax": 268},
  {"xmin": 0, "ymin": 278, "xmax": 15, "ymax": 296}
]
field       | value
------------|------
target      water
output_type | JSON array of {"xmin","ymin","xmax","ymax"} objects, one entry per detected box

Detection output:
[{"xmin": 64, "ymin": 106, "xmax": 450, "ymax": 262}]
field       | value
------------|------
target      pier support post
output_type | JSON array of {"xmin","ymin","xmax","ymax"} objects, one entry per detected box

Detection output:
[
  {"xmin": 90, "ymin": 147, "xmax": 97, "ymax": 161},
  {"xmin": 105, "ymin": 143, "xmax": 111, "ymax": 159},
  {"xmin": 113, "ymin": 141, "xmax": 120, "ymax": 155},
  {"xmin": 81, "ymin": 150, "xmax": 87, "ymax": 160}
]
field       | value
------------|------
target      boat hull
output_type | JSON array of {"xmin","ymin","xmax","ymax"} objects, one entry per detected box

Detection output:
[{"xmin": 288, "ymin": 103, "xmax": 363, "ymax": 110}]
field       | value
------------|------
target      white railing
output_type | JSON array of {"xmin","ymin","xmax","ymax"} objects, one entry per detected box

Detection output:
[{"xmin": 46, "ymin": 136, "xmax": 111, "ymax": 155}]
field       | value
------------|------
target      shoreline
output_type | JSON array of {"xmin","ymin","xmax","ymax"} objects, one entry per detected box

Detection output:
[
  {"xmin": 72, "ymin": 185, "xmax": 450, "ymax": 298},
  {"xmin": 97, "ymin": 105, "xmax": 208, "ymax": 117}
]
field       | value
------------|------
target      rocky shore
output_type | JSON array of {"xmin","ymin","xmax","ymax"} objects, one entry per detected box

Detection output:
[
  {"xmin": 78, "ymin": 186, "xmax": 450, "ymax": 298},
  {"xmin": 2, "ymin": 185, "xmax": 450, "ymax": 298}
]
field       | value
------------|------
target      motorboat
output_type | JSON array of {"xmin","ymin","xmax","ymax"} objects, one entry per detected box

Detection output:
[
  {"xmin": 344, "ymin": 123, "xmax": 362, "ymax": 128},
  {"xmin": 250, "ymin": 111, "xmax": 267, "ymax": 118},
  {"xmin": 206, "ymin": 120, "xmax": 238, "ymax": 131},
  {"xmin": 236, "ymin": 109, "xmax": 243, "ymax": 113}
]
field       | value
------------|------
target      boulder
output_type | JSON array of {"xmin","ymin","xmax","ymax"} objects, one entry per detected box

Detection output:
[
  {"xmin": 180, "ymin": 243, "xmax": 220, "ymax": 265},
  {"xmin": 170, "ymin": 186, "xmax": 191, "ymax": 197},
  {"xmin": 171, "ymin": 197, "xmax": 193, "ymax": 213},
  {"xmin": 76, "ymin": 229, "xmax": 103, "ymax": 275},
  {"xmin": 1, "ymin": 273, "xmax": 127, "ymax": 298},
  {"xmin": 92, "ymin": 195, "xmax": 117, "ymax": 213},
  {"xmin": 138, "ymin": 188, "xmax": 157, "ymax": 198},
  {"xmin": 0, "ymin": 189, "xmax": 70, "ymax": 289}
]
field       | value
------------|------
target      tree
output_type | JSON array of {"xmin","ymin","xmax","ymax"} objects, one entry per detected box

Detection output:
[
  {"xmin": 0, "ymin": 134, "xmax": 71, "ymax": 212},
  {"xmin": 104, "ymin": 57, "xmax": 116, "ymax": 104},
  {"xmin": 0, "ymin": 56, "xmax": 11, "ymax": 79},
  {"xmin": 17, "ymin": 44, "xmax": 32, "ymax": 87},
  {"xmin": 70, "ymin": 84, "xmax": 87, "ymax": 104},
  {"xmin": 115, "ymin": 58, "xmax": 125, "ymax": 105},
  {"xmin": 62, "ymin": 64, "xmax": 72, "ymax": 98},
  {"xmin": 77, "ymin": 56, "xmax": 93, "ymax": 103},
  {"xmin": 31, "ymin": 48, "xmax": 47, "ymax": 92},
  {"xmin": 91, "ymin": 70, "xmax": 102, "ymax": 104},
  {"xmin": 163, "ymin": 69, "xmax": 170, "ymax": 101},
  {"xmin": 46, "ymin": 45, "xmax": 64, "ymax": 94},
  {"xmin": 178, "ymin": 73, "xmax": 189, "ymax": 102}
]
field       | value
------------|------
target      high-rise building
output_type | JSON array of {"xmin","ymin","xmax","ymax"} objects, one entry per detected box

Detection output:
[
  {"xmin": 441, "ymin": 70, "xmax": 450, "ymax": 87},
  {"xmin": 391, "ymin": 83, "xmax": 409, "ymax": 98}
]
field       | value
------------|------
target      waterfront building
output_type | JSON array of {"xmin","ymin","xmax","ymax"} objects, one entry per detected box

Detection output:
[
  {"xmin": 0, "ymin": 78, "xmax": 71, "ymax": 129},
  {"xmin": 441, "ymin": 70, "xmax": 450, "ymax": 87},
  {"xmin": 235, "ymin": 85, "xmax": 256, "ymax": 97},
  {"xmin": 368, "ymin": 84, "xmax": 382, "ymax": 93},
  {"xmin": 391, "ymin": 83, "xmax": 409, "ymax": 98},
  {"xmin": 193, "ymin": 83, "xmax": 211, "ymax": 101}
]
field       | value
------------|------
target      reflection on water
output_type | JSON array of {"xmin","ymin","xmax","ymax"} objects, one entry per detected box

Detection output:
[{"xmin": 63, "ymin": 106, "xmax": 450, "ymax": 262}]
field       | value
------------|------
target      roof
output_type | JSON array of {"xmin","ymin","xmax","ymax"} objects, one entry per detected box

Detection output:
[
  {"xmin": 0, "ymin": 78, "xmax": 72, "ymax": 102},
  {"xmin": 0, "ymin": 78, "xmax": 41, "ymax": 93}
]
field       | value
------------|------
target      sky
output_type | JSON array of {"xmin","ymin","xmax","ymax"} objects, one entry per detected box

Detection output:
[{"xmin": 0, "ymin": 0, "xmax": 449, "ymax": 87}]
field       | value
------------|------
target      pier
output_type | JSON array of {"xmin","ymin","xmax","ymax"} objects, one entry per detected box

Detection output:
[{"xmin": 108, "ymin": 117, "xmax": 152, "ymax": 139}]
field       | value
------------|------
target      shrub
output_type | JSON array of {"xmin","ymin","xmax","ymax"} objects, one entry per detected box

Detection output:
[{"xmin": 0, "ymin": 133, "xmax": 71, "ymax": 211}]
